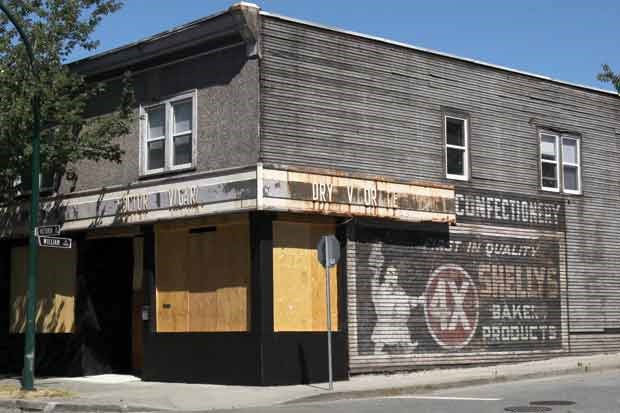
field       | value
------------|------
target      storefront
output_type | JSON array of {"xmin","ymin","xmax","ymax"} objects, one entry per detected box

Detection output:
[{"xmin": 0, "ymin": 164, "xmax": 456, "ymax": 384}]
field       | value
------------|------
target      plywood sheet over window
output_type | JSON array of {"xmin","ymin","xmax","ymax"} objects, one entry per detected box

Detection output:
[
  {"xmin": 155, "ymin": 215, "xmax": 250, "ymax": 332},
  {"xmin": 273, "ymin": 221, "xmax": 339, "ymax": 332},
  {"xmin": 10, "ymin": 246, "xmax": 76, "ymax": 333}
]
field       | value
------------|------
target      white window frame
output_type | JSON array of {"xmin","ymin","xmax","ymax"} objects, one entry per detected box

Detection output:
[
  {"xmin": 444, "ymin": 115, "xmax": 469, "ymax": 181},
  {"xmin": 140, "ymin": 90, "xmax": 198, "ymax": 176},
  {"xmin": 561, "ymin": 136, "xmax": 581, "ymax": 194},
  {"xmin": 13, "ymin": 170, "xmax": 56, "ymax": 196},
  {"xmin": 539, "ymin": 131, "xmax": 582, "ymax": 194},
  {"xmin": 540, "ymin": 133, "xmax": 560, "ymax": 192}
]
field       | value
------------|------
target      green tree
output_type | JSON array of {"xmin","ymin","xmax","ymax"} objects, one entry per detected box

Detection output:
[
  {"xmin": 597, "ymin": 64, "xmax": 620, "ymax": 94},
  {"xmin": 0, "ymin": 0, "xmax": 132, "ymax": 199}
]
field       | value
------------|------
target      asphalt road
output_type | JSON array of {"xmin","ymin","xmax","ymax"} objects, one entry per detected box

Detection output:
[{"xmin": 218, "ymin": 370, "xmax": 620, "ymax": 413}]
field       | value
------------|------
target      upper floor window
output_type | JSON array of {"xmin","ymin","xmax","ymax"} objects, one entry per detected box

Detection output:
[
  {"xmin": 444, "ymin": 115, "xmax": 469, "ymax": 181},
  {"xmin": 140, "ymin": 90, "xmax": 197, "ymax": 176},
  {"xmin": 14, "ymin": 167, "xmax": 56, "ymax": 197},
  {"xmin": 539, "ymin": 132, "xmax": 581, "ymax": 194}
]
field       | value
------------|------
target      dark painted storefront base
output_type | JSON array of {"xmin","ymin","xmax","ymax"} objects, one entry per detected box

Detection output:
[
  {"xmin": 142, "ymin": 333, "xmax": 260, "ymax": 385},
  {"xmin": 7, "ymin": 334, "xmax": 83, "ymax": 377},
  {"xmin": 4, "ymin": 331, "xmax": 348, "ymax": 385},
  {"xmin": 141, "ymin": 332, "xmax": 347, "ymax": 385},
  {"xmin": 2, "ymin": 333, "xmax": 348, "ymax": 385},
  {"xmin": 262, "ymin": 333, "xmax": 348, "ymax": 385}
]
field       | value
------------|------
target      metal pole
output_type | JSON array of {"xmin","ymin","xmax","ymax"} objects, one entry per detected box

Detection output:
[
  {"xmin": 325, "ymin": 239, "xmax": 333, "ymax": 391},
  {"xmin": 23, "ymin": 93, "xmax": 40, "ymax": 391},
  {"xmin": 0, "ymin": 1, "xmax": 41, "ymax": 391}
]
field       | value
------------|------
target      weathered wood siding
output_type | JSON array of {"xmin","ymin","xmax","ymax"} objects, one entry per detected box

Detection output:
[
  {"xmin": 260, "ymin": 14, "xmax": 620, "ymax": 372},
  {"xmin": 347, "ymin": 190, "xmax": 568, "ymax": 372}
]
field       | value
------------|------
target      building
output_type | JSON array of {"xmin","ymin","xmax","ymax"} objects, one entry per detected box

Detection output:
[{"xmin": 1, "ymin": 2, "xmax": 619, "ymax": 385}]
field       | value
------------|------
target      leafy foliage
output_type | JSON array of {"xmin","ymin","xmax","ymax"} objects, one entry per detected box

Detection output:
[
  {"xmin": 597, "ymin": 64, "xmax": 620, "ymax": 94},
  {"xmin": 0, "ymin": 0, "xmax": 132, "ymax": 199}
]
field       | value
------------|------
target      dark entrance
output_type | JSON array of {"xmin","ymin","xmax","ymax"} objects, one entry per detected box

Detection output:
[{"xmin": 78, "ymin": 237, "xmax": 133, "ymax": 374}]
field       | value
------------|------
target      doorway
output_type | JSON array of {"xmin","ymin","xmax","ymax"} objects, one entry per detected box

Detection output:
[{"xmin": 79, "ymin": 237, "xmax": 134, "ymax": 374}]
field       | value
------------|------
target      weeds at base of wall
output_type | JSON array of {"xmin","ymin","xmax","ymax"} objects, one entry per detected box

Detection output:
[{"xmin": 0, "ymin": 385, "xmax": 74, "ymax": 400}]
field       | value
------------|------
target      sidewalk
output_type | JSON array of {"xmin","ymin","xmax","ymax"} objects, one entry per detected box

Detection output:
[{"xmin": 1, "ymin": 352, "xmax": 620, "ymax": 412}]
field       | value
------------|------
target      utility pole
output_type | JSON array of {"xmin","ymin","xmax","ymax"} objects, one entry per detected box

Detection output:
[{"xmin": 0, "ymin": 1, "xmax": 41, "ymax": 391}]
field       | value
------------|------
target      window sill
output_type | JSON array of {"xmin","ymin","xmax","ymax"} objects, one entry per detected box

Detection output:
[
  {"xmin": 539, "ymin": 187, "xmax": 583, "ymax": 197},
  {"xmin": 12, "ymin": 189, "xmax": 57, "ymax": 200},
  {"xmin": 445, "ymin": 175, "xmax": 469, "ymax": 182},
  {"xmin": 139, "ymin": 166, "xmax": 196, "ymax": 181}
]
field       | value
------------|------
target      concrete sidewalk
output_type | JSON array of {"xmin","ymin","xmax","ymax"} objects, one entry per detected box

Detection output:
[{"xmin": 1, "ymin": 352, "xmax": 620, "ymax": 412}]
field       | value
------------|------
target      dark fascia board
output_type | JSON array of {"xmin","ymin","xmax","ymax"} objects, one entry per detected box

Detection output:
[{"xmin": 70, "ymin": 4, "xmax": 258, "ymax": 79}]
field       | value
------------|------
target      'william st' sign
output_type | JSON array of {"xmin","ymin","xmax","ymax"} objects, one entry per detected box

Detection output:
[{"xmin": 38, "ymin": 236, "xmax": 72, "ymax": 249}]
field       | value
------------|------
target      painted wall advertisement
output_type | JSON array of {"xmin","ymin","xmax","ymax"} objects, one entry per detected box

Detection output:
[
  {"xmin": 355, "ymin": 232, "xmax": 562, "ymax": 355},
  {"xmin": 354, "ymin": 189, "xmax": 565, "ymax": 356}
]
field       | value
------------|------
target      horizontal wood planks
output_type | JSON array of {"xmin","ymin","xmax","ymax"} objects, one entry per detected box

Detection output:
[{"xmin": 260, "ymin": 15, "xmax": 620, "ymax": 372}]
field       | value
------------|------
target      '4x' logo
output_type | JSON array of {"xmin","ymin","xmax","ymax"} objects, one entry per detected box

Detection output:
[{"xmin": 424, "ymin": 264, "xmax": 479, "ymax": 350}]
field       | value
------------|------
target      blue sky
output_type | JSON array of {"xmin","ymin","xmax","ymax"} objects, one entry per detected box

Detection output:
[{"xmin": 74, "ymin": 0, "xmax": 620, "ymax": 92}]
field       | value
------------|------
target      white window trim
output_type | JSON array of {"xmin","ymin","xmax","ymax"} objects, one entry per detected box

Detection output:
[
  {"xmin": 139, "ymin": 90, "xmax": 198, "ymax": 177},
  {"xmin": 444, "ymin": 115, "xmax": 469, "ymax": 181},
  {"xmin": 539, "ymin": 132, "xmax": 582, "ymax": 194},
  {"xmin": 540, "ymin": 133, "xmax": 560, "ymax": 192},
  {"xmin": 561, "ymin": 136, "xmax": 581, "ymax": 194},
  {"xmin": 13, "ymin": 171, "xmax": 56, "ymax": 196}
]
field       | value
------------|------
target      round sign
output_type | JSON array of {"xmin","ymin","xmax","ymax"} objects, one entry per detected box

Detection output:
[
  {"xmin": 424, "ymin": 264, "xmax": 479, "ymax": 350},
  {"xmin": 317, "ymin": 235, "xmax": 340, "ymax": 268}
]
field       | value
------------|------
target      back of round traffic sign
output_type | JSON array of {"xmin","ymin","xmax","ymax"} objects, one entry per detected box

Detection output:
[{"xmin": 317, "ymin": 235, "xmax": 340, "ymax": 268}]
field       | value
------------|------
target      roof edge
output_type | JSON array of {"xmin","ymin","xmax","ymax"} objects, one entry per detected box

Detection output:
[
  {"xmin": 69, "ymin": 8, "xmax": 229, "ymax": 67},
  {"xmin": 70, "ymin": 4, "xmax": 261, "ymax": 77},
  {"xmin": 260, "ymin": 10, "xmax": 618, "ymax": 98}
]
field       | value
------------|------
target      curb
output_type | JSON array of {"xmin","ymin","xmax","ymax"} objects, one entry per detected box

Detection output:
[
  {"xmin": 0, "ymin": 399, "xmax": 163, "ymax": 412},
  {"xmin": 285, "ymin": 362, "xmax": 620, "ymax": 405}
]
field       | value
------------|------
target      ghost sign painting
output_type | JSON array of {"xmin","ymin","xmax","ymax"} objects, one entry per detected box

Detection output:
[
  {"xmin": 355, "ymin": 231, "xmax": 563, "ymax": 357},
  {"xmin": 352, "ymin": 189, "xmax": 565, "ymax": 364}
]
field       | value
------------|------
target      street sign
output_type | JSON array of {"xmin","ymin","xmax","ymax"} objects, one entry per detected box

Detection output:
[
  {"xmin": 316, "ymin": 234, "xmax": 341, "ymax": 391},
  {"xmin": 35, "ymin": 225, "xmax": 60, "ymax": 237},
  {"xmin": 38, "ymin": 236, "xmax": 72, "ymax": 249},
  {"xmin": 317, "ymin": 235, "xmax": 340, "ymax": 268}
]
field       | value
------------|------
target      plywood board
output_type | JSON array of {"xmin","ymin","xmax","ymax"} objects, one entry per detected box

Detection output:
[
  {"xmin": 156, "ymin": 215, "xmax": 251, "ymax": 333},
  {"xmin": 155, "ymin": 229, "xmax": 189, "ymax": 332},
  {"xmin": 188, "ymin": 231, "xmax": 218, "ymax": 332},
  {"xmin": 10, "ymin": 246, "xmax": 76, "ymax": 333},
  {"xmin": 273, "ymin": 221, "xmax": 338, "ymax": 332},
  {"xmin": 215, "ymin": 223, "xmax": 251, "ymax": 331}
]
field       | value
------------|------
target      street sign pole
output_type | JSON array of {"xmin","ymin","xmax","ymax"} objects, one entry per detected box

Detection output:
[
  {"xmin": 325, "ymin": 239, "xmax": 333, "ymax": 391},
  {"xmin": 24, "ymin": 93, "xmax": 40, "ymax": 391},
  {"xmin": 0, "ymin": 1, "xmax": 41, "ymax": 391},
  {"xmin": 317, "ymin": 234, "xmax": 340, "ymax": 391}
]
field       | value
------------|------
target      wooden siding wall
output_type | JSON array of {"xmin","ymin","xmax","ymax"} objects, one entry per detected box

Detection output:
[
  {"xmin": 260, "ymin": 15, "xmax": 620, "ymax": 371},
  {"xmin": 155, "ymin": 214, "xmax": 251, "ymax": 332}
]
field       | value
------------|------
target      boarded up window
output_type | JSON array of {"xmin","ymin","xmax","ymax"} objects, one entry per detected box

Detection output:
[
  {"xmin": 273, "ymin": 220, "xmax": 339, "ymax": 332},
  {"xmin": 10, "ymin": 246, "xmax": 76, "ymax": 333},
  {"xmin": 155, "ymin": 215, "xmax": 251, "ymax": 332}
]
